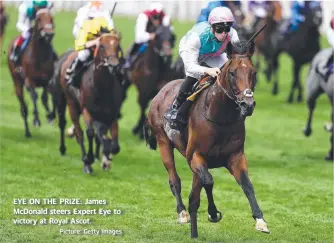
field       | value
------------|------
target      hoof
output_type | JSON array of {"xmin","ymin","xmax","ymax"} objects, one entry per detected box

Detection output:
[
  {"xmin": 83, "ymin": 154, "xmax": 94, "ymax": 165},
  {"xmin": 110, "ymin": 142, "xmax": 120, "ymax": 155},
  {"xmin": 59, "ymin": 146, "xmax": 66, "ymax": 155},
  {"xmin": 272, "ymin": 85, "xmax": 278, "ymax": 96},
  {"xmin": 287, "ymin": 96, "xmax": 293, "ymax": 103},
  {"xmin": 132, "ymin": 126, "xmax": 140, "ymax": 135},
  {"xmin": 25, "ymin": 131, "xmax": 32, "ymax": 138},
  {"xmin": 297, "ymin": 96, "xmax": 303, "ymax": 103},
  {"xmin": 208, "ymin": 211, "xmax": 222, "ymax": 223},
  {"xmin": 325, "ymin": 152, "xmax": 333, "ymax": 161},
  {"xmin": 102, "ymin": 155, "xmax": 112, "ymax": 171},
  {"xmin": 33, "ymin": 119, "xmax": 41, "ymax": 127},
  {"xmin": 46, "ymin": 112, "xmax": 55, "ymax": 123},
  {"xmin": 255, "ymin": 218, "xmax": 270, "ymax": 234},
  {"xmin": 177, "ymin": 210, "xmax": 190, "ymax": 224},
  {"xmin": 83, "ymin": 165, "xmax": 93, "ymax": 174},
  {"xmin": 66, "ymin": 125, "xmax": 75, "ymax": 138},
  {"xmin": 324, "ymin": 122, "xmax": 333, "ymax": 133},
  {"xmin": 303, "ymin": 127, "xmax": 312, "ymax": 137}
]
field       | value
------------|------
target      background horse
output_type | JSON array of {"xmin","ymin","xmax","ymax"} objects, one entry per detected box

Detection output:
[
  {"xmin": 7, "ymin": 8, "xmax": 55, "ymax": 137},
  {"xmin": 58, "ymin": 32, "xmax": 123, "ymax": 174},
  {"xmin": 253, "ymin": 1, "xmax": 281, "ymax": 78},
  {"xmin": 144, "ymin": 37, "xmax": 269, "ymax": 238},
  {"xmin": 303, "ymin": 48, "xmax": 333, "ymax": 161},
  {"xmin": 269, "ymin": 4, "xmax": 322, "ymax": 102},
  {"xmin": 0, "ymin": 0, "xmax": 8, "ymax": 50},
  {"xmin": 126, "ymin": 25, "xmax": 174, "ymax": 139}
]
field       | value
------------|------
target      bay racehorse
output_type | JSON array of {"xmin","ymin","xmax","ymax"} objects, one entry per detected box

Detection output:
[
  {"xmin": 7, "ymin": 8, "xmax": 55, "ymax": 137},
  {"xmin": 126, "ymin": 25, "xmax": 174, "ymax": 139},
  {"xmin": 269, "ymin": 4, "xmax": 322, "ymax": 102},
  {"xmin": 144, "ymin": 31, "xmax": 269, "ymax": 238},
  {"xmin": 58, "ymin": 31, "xmax": 124, "ymax": 174},
  {"xmin": 0, "ymin": 0, "xmax": 8, "ymax": 50}
]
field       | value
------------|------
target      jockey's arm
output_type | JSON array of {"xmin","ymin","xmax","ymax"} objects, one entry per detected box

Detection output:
[
  {"xmin": 135, "ymin": 13, "xmax": 151, "ymax": 43},
  {"xmin": 327, "ymin": 26, "xmax": 334, "ymax": 49},
  {"xmin": 72, "ymin": 7, "xmax": 88, "ymax": 39},
  {"xmin": 75, "ymin": 27, "xmax": 88, "ymax": 51},
  {"xmin": 103, "ymin": 10, "xmax": 115, "ymax": 30},
  {"xmin": 16, "ymin": 3, "xmax": 30, "ymax": 37},
  {"xmin": 179, "ymin": 33, "xmax": 207, "ymax": 77},
  {"xmin": 229, "ymin": 27, "xmax": 240, "ymax": 46}
]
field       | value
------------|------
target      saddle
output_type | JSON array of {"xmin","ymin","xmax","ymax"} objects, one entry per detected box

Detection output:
[{"xmin": 188, "ymin": 76, "xmax": 215, "ymax": 102}]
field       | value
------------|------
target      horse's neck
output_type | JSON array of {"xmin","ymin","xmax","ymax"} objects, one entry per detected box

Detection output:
[
  {"xmin": 204, "ymin": 81, "xmax": 240, "ymax": 125},
  {"xmin": 30, "ymin": 32, "xmax": 52, "ymax": 63}
]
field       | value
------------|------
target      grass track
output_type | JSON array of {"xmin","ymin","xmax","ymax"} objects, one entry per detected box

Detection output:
[{"xmin": 0, "ymin": 8, "xmax": 333, "ymax": 243}]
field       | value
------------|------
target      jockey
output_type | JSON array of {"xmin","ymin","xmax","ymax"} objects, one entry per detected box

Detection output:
[
  {"xmin": 248, "ymin": 1, "xmax": 270, "ymax": 30},
  {"xmin": 324, "ymin": 16, "xmax": 334, "ymax": 81},
  {"xmin": 284, "ymin": 0, "xmax": 322, "ymax": 35},
  {"xmin": 66, "ymin": 0, "xmax": 115, "ymax": 86},
  {"xmin": 165, "ymin": 6, "xmax": 240, "ymax": 129},
  {"xmin": 196, "ymin": 1, "xmax": 242, "ymax": 24},
  {"xmin": 123, "ymin": 2, "xmax": 175, "ymax": 69},
  {"xmin": 9, "ymin": 0, "xmax": 53, "ymax": 64}
]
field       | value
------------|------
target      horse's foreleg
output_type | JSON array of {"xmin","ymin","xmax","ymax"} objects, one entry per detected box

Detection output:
[
  {"xmin": 26, "ymin": 85, "xmax": 41, "ymax": 127},
  {"xmin": 228, "ymin": 153, "xmax": 269, "ymax": 233},
  {"xmin": 68, "ymin": 101, "xmax": 89, "ymax": 173},
  {"xmin": 133, "ymin": 95, "xmax": 148, "ymax": 139},
  {"xmin": 42, "ymin": 87, "xmax": 55, "ymax": 123},
  {"xmin": 15, "ymin": 82, "xmax": 31, "ymax": 137},
  {"xmin": 272, "ymin": 53, "xmax": 279, "ymax": 95},
  {"xmin": 303, "ymin": 87, "xmax": 322, "ymax": 137},
  {"xmin": 57, "ymin": 93, "xmax": 67, "ymax": 155},
  {"xmin": 94, "ymin": 121, "xmax": 111, "ymax": 171},
  {"xmin": 82, "ymin": 108, "xmax": 95, "ymax": 167},
  {"xmin": 158, "ymin": 139, "xmax": 188, "ymax": 224},
  {"xmin": 110, "ymin": 120, "xmax": 120, "ymax": 155},
  {"xmin": 95, "ymin": 136, "xmax": 101, "ymax": 160}
]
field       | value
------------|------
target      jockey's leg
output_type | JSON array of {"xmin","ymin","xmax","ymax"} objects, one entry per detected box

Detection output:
[
  {"xmin": 123, "ymin": 42, "xmax": 140, "ymax": 69},
  {"xmin": 10, "ymin": 35, "xmax": 24, "ymax": 63},
  {"xmin": 325, "ymin": 53, "xmax": 334, "ymax": 81},
  {"xmin": 66, "ymin": 49, "xmax": 91, "ymax": 86}
]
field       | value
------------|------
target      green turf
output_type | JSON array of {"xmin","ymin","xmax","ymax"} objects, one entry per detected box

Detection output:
[{"xmin": 0, "ymin": 8, "xmax": 333, "ymax": 243}]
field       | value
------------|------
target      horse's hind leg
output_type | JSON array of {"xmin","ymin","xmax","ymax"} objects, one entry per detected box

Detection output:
[
  {"xmin": 26, "ymin": 85, "xmax": 41, "ymax": 127},
  {"xmin": 158, "ymin": 138, "xmax": 189, "ymax": 224},
  {"xmin": 95, "ymin": 136, "xmax": 100, "ymax": 160},
  {"xmin": 15, "ymin": 82, "xmax": 31, "ymax": 137},
  {"xmin": 287, "ymin": 62, "xmax": 301, "ymax": 103},
  {"xmin": 272, "ymin": 52, "xmax": 280, "ymax": 95},
  {"xmin": 57, "ymin": 93, "xmax": 67, "ymax": 155},
  {"xmin": 42, "ymin": 87, "xmax": 55, "ymax": 122},
  {"xmin": 110, "ymin": 120, "xmax": 120, "ymax": 155},
  {"xmin": 227, "ymin": 153, "xmax": 269, "ymax": 234},
  {"xmin": 82, "ymin": 108, "xmax": 95, "ymax": 167}
]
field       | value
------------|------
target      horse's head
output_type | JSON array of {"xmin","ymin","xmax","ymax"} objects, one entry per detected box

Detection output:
[
  {"xmin": 305, "ymin": 3, "xmax": 323, "ymax": 28},
  {"xmin": 220, "ymin": 40, "xmax": 257, "ymax": 117},
  {"xmin": 35, "ymin": 8, "xmax": 54, "ymax": 43},
  {"xmin": 94, "ymin": 30, "xmax": 122, "ymax": 74},
  {"xmin": 151, "ymin": 25, "xmax": 173, "ymax": 63}
]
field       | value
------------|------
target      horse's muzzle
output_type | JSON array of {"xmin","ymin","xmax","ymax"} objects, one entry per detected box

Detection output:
[
  {"xmin": 40, "ymin": 30, "xmax": 54, "ymax": 42},
  {"xmin": 239, "ymin": 98, "xmax": 256, "ymax": 117}
]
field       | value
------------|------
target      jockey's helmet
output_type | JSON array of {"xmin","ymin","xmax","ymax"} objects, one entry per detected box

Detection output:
[
  {"xmin": 208, "ymin": 7, "xmax": 234, "ymax": 33},
  {"xmin": 149, "ymin": 2, "xmax": 164, "ymax": 20},
  {"xmin": 89, "ymin": 0, "xmax": 103, "ymax": 11},
  {"xmin": 33, "ymin": 0, "xmax": 48, "ymax": 8}
]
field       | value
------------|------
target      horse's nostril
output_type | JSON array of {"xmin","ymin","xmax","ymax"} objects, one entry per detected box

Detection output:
[{"xmin": 240, "ymin": 101, "xmax": 247, "ymax": 108}]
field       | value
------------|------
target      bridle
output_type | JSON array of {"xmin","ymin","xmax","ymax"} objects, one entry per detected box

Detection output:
[{"xmin": 215, "ymin": 55, "xmax": 254, "ymax": 106}]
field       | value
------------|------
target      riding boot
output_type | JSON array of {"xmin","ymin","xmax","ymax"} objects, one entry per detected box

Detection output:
[
  {"xmin": 123, "ymin": 43, "xmax": 140, "ymax": 69},
  {"xmin": 66, "ymin": 57, "xmax": 84, "ymax": 87},
  {"xmin": 165, "ymin": 76, "xmax": 197, "ymax": 127},
  {"xmin": 9, "ymin": 43, "xmax": 21, "ymax": 64}
]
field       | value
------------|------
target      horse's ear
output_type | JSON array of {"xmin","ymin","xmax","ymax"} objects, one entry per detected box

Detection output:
[
  {"xmin": 226, "ymin": 42, "xmax": 233, "ymax": 58},
  {"xmin": 247, "ymin": 41, "xmax": 255, "ymax": 57}
]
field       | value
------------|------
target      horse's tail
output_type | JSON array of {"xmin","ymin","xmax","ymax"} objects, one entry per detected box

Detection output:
[{"xmin": 143, "ymin": 120, "xmax": 157, "ymax": 150}]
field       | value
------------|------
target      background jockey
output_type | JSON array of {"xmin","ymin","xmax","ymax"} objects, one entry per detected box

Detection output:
[
  {"xmin": 325, "ymin": 15, "xmax": 334, "ymax": 81},
  {"xmin": 165, "ymin": 6, "xmax": 240, "ymax": 130},
  {"xmin": 196, "ymin": 1, "xmax": 242, "ymax": 25},
  {"xmin": 123, "ymin": 2, "xmax": 175, "ymax": 69},
  {"xmin": 284, "ymin": 0, "xmax": 322, "ymax": 36},
  {"xmin": 66, "ymin": 0, "xmax": 115, "ymax": 86},
  {"xmin": 9, "ymin": 0, "xmax": 53, "ymax": 64},
  {"xmin": 248, "ymin": 0, "xmax": 270, "ymax": 30}
]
